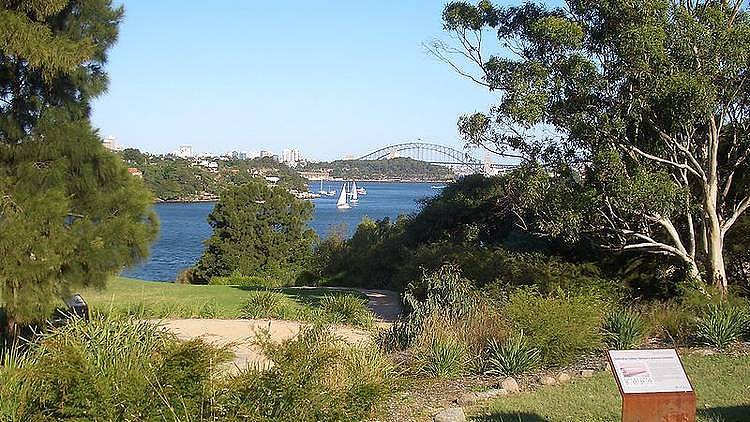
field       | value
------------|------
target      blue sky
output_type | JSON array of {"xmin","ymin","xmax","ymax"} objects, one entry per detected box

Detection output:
[{"xmin": 91, "ymin": 1, "xmax": 499, "ymax": 161}]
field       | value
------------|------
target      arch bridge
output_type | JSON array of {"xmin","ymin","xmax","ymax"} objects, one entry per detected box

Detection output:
[{"xmin": 356, "ymin": 142, "xmax": 517, "ymax": 174}]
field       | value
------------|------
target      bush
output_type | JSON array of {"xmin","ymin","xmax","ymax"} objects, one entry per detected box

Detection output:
[
  {"xmin": 482, "ymin": 331, "xmax": 541, "ymax": 377},
  {"xmin": 696, "ymin": 305, "xmax": 749, "ymax": 348},
  {"xmin": 0, "ymin": 315, "xmax": 229, "ymax": 421},
  {"xmin": 503, "ymin": 289, "xmax": 608, "ymax": 366},
  {"xmin": 319, "ymin": 295, "xmax": 375, "ymax": 328},
  {"xmin": 240, "ymin": 290, "xmax": 306, "ymax": 320},
  {"xmin": 602, "ymin": 309, "xmax": 647, "ymax": 349},
  {"xmin": 218, "ymin": 325, "xmax": 392, "ymax": 420},
  {"xmin": 641, "ymin": 301, "xmax": 698, "ymax": 345},
  {"xmin": 415, "ymin": 336, "xmax": 468, "ymax": 379}
]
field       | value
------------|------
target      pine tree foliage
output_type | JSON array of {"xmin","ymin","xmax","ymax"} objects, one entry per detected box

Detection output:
[
  {"xmin": 0, "ymin": 0, "xmax": 156, "ymax": 325},
  {"xmin": 193, "ymin": 182, "xmax": 316, "ymax": 284}
]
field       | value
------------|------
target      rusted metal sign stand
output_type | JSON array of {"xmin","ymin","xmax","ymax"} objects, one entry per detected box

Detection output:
[{"xmin": 607, "ymin": 349, "xmax": 696, "ymax": 422}]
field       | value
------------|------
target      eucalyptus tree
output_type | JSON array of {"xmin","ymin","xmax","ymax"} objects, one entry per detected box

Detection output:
[
  {"xmin": 0, "ymin": 0, "xmax": 157, "ymax": 332},
  {"xmin": 432, "ymin": 0, "xmax": 750, "ymax": 293}
]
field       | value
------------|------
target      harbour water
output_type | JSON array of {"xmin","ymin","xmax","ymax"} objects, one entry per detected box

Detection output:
[{"xmin": 121, "ymin": 182, "xmax": 439, "ymax": 281}]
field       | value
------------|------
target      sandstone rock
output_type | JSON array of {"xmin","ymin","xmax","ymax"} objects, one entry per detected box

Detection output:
[
  {"xmin": 580, "ymin": 369, "xmax": 595, "ymax": 378},
  {"xmin": 501, "ymin": 377, "xmax": 520, "ymax": 393},
  {"xmin": 476, "ymin": 388, "xmax": 508, "ymax": 400},
  {"xmin": 557, "ymin": 372, "xmax": 572, "ymax": 383},
  {"xmin": 434, "ymin": 407, "xmax": 466, "ymax": 422},
  {"xmin": 456, "ymin": 392, "xmax": 479, "ymax": 405},
  {"xmin": 540, "ymin": 375, "xmax": 557, "ymax": 386}
]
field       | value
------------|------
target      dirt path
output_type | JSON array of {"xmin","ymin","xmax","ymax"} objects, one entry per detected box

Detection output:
[
  {"xmin": 157, "ymin": 318, "xmax": 373, "ymax": 369},
  {"xmin": 154, "ymin": 288, "xmax": 402, "ymax": 370}
]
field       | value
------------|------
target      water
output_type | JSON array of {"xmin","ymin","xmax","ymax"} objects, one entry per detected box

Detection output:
[{"xmin": 121, "ymin": 182, "xmax": 439, "ymax": 281}]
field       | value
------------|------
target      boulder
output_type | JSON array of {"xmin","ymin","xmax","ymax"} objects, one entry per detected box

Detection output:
[
  {"xmin": 456, "ymin": 392, "xmax": 479, "ymax": 405},
  {"xmin": 557, "ymin": 372, "xmax": 572, "ymax": 383},
  {"xmin": 580, "ymin": 369, "xmax": 595, "ymax": 378},
  {"xmin": 540, "ymin": 375, "xmax": 557, "ymax": 386},
  {"xmin": 434, "ymin": 407, "xmax": 466, "ymax": 422},
  {"xmin": 476, "ymin": 388, "xmax": 508, "ymax": 400},
  {"xmin": 501, "ymin": 377, "xmax": 520, "ymax": 393}
]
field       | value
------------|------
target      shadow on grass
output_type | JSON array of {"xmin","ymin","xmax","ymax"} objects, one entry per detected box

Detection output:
[
  {"xmin": 698, "ymin": 406, "xmax": 750, "ymax": 421},
  {"xmin": 228, "ymin": 285, "xmax": 368, "ymax": 306},
  {"xmin": 472, "ymin": 413, "xmax": 549, "ymax": 422}
]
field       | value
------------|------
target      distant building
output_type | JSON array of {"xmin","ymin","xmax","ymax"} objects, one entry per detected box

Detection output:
[
  {"xmin": 176, "ymin": 145, "xmax": 193, "ymax": 159},
  {"xmin": 282, "ymin": 148, "xmax": 302, "ymax": 167},
  {"xmin": 102, "ymin": 136, "xmax": 122, "ymax": 151},
  {"xmin": 127, "ymin": 167, "xmax": 142, "ymax": 178},
  {"xmin": 231, "ymin": 150, "xmax": 248, "ymax": 160},
  {"xmin": 259, "ymin": 150, "xmax": 274, "ymax": 158}
]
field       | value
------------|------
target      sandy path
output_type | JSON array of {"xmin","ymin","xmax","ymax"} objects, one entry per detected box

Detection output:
[
  {"xmin": 156, "ymin": 318, "xmax": 373, "ymax": 369},
  {"xmin": 153, "ymin": 288, "xmax": 402, "ymax": 370}
]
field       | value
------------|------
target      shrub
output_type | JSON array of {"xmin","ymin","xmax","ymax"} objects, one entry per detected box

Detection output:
[
  {"xmin": 483, "ymin": 331, "xmax": 540, "ymax": 377},
  {"xmin": 415, "ymin": 336, "xmax": 468, "ymax": 379},
  {"xmin": 219, "ymin": 325, "xmax": 390, "ymax": 420},
  {"xmin": 696, "ymin": 305, "xmax": 749, "ymax": 348},
  {"xmin": 0, "ymin": 315, "xmax": 229, "ymax": 421},
  {"xmin": 240, "ymin": 290, "xmax": 306, "ymax": 320},
  {"xmin": 602, "ymin": 309, "xmax": 647, "ymax": 350},
  {"xmin": 641, "ymin": 301, "xmax": 698, "ymax": 345},
  {"xmin": 503, "ymin": 289, "xmax": 608, "ymax": 366},
  {"xmin": 319, "ymin": 295, "xmax": 375, "ymax": 328}
]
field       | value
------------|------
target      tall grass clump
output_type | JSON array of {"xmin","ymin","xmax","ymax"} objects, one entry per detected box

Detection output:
[
  {"xmin": 483, "ymin": 331, "xmax": 541, "ymax": 377},
  {"xmin": 503, "ymin": 289, "xmax": 608, "ymax": 366},
  {"xmin": 218, "ymin": 325, "xmax": 393, "ymax": 420},
  {"xmin": 0, "ymin": 315, "xmax": 230, "ymax": 421},
  {"xmin": 240, "ymin": 290, "xmax": 306, "ymax": 320},
  {"xmin": 602, "ymin": 309, "xmax": 647, "ymax": 350},
  {"xmin": 696, "ymin": 305, "xmax": 749, "ymax": 348},
  {"xmin": 415, "ymin": 335, "xmax": 469, "ymax": 379},
  {"xmin": 319, "ymin": 294, "xmax": 375, "ymax": 328}
]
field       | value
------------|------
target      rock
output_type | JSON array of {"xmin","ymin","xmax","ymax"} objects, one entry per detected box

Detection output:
[
  {"xmin": 476, "ymin": 388, "xmax": 508, "ymax": 400},
  {"xmin": 501, "ymin": 377, "xmax": 520, "ymax": 393},
  {"xmin": 434, "ymin": 407, "xmax": 466, "ymax": 422},
  {"xmin": 557, "ymin": 372, "xmax": 572, "ymax": 383},
  {"xmin": 540, "ymin": 376, "xmax": 557, "ymax": 386},
  {"xmin": 456, "ymin": 392, "xmax": 479, "ymax": 405},
  {"xmin": 580, "ymin": 369, "xmax": 595, "ymax": 378}
]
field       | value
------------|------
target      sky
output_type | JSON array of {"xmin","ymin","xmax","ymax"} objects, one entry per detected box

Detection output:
[{"xmin": 91, "ymin": 1, "xmax": 499, "ymax": 161}]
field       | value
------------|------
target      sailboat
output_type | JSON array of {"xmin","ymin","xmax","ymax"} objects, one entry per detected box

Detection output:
[
  {"xmin": 349, "ymin": 180, "xmax": 359, "ymax": 204},
  {"xmin": 318, "ymin": 180, "xmax": 335, "ymax": 197},
  {"xmin": 336, "ymin": 183, "xmax": 350, "ymax": 209}
]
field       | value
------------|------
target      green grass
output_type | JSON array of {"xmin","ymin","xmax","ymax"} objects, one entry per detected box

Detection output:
[
  {"xmin": 81, "ymin": 277, "xmax": 373, "ymax": 324},
  {"xmin": 472, "ymin": 353, "xmax": 750, "ymax": 422}
]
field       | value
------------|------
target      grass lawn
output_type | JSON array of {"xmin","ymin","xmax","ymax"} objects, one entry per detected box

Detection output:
[
  {"xmin": 81, "ymin": 276, "xmax": 368, "ymax": 319},
  {"xmin": 471, "ymin": 353, "xmax": 750, "ymax": 422}
]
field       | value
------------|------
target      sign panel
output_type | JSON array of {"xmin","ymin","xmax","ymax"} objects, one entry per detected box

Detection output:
[{"xmin": 608, "ymin": 349, "xmax": 693, "ymax": 394}]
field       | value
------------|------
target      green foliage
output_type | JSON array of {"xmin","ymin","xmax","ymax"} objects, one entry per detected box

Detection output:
[
  {"xmin": 696, "ymin": 305, "xmax": 749, "ymax": 349},
  {"xmin": 503, "ymin": 289, "xmax": 608, "ymax": 366},
  {"xmin": 642, "ymin": 301, "xmax": 698, "ymax": 345},
  {"xmin": 483, "ymin": 331, "xmax": 541, "ymax": 377},
  {"xmin": 602, "ymin": 309, "xmax": 647, "ymax": 350},
  {"xmin": 0, "ymin": 0, "xmax": 123, "ymax": 140},
  {"xmin": 300, "ymin": 157, "xmax": 454, "ymax": 181},
  {"xmin": 415, "ymin": 336, "xmax": 468, "ymax": 379},
  {"xmin": 240, "ymin": 290, "xmax": 306, "ymax": 320},
  {"xmin": 118, "ymin": 150, "xmax": 308, "ymax": 201},
  {"xmin": 191, "ymin": 181, "xmax": 316, "ymax": 284},
  {"xmin": 219, "ymin": 325, "xmax": 393, "ymax": 420},
  {"xmin": 0, "ymin": 315, "xmax": 229, "ymax": 421},
  {"xmin": 0, "ymin": 114, "xmax": 158, "ymax": 324},
  {"xmin": 319, "ymin": 295, "xmax": 375, "ymax": 328},
  {"xmin": 210, "ymin": 268, "xmax": 298, "ymax": 288}
]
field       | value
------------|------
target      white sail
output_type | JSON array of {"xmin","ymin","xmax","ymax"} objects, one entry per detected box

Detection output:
[
  {"xmin": 350, "ymin": 181, "xmax": 358, "ymax": 201},
  {"xmin": 336, "ymin": 183, "xmax": 350, "ymax": 208}
]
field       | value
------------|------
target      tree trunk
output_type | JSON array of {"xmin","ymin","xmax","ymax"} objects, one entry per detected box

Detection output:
[{"xmin": 707, "ymin": 224, "xmax": 728, "ymax": 293}]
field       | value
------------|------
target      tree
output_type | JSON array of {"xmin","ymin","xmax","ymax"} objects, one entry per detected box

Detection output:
[
  {"xmin": 0, "ymin": 0, "xmax": 157, "ymax": 334},
  {"xmin": 192, "ymin": 182, "xmax": 316, "ymax": 284},
  {"xmin": 432, "ymin": 0, "xmax": 750, "ymax": 293}
]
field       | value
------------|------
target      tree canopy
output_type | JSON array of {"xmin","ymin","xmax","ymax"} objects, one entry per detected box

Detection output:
[
  {"xmin": 192, "ymin": 182, "xmax": 316, "ymax": 284},
  {"xmin": 0, "ymin": 0, "xmax": 156, "ymax": 327},
  {"xmin": 433, "ymin": 0, "xmax": 750, "ymax": 292}
]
